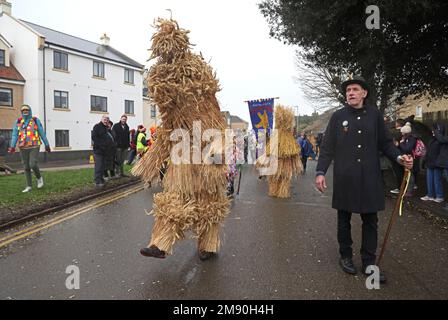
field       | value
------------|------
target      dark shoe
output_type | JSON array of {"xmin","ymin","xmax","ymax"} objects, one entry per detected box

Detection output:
[
  {"xmin": 140, "ymin": 246, "xmax": 166, "ymax": 259},
  {"xmin": 339, "ymin": 257, "xmax": 357, "ymax": 275},
  {"xmin": 95, "ymin": 183, "xmax": 105, "ymax": 188},
  {"xmin": 363, "ymin": 265, "xmax": 387, "ymax": 284},
  {"xmin": 199, "ymin": 250, "xmax": 216, "ymax": 261}
]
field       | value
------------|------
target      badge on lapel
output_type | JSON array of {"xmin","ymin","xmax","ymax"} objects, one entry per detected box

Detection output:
[{"xmin": 342, "ymin": 120, "xmax": 349, "ymax": 133}]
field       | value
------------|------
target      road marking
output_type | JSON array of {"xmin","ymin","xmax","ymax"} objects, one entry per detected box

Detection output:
[{"xmin": 0, "ymin": 185, "xmax": 144, "ymax": 249}]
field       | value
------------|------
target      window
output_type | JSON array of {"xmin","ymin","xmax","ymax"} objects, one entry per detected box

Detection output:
[
  {"xmin": 55, "ymin": 130, "xmax": 70, "ymax": 147},
  {"xmin": 91, "ymin": 95, "xmax": 107, "ymax": 112},
  {"xmin": 416, "ymin": 106, "xmax": 422, "ymax": 118},
  {"xmin": 125, "ymin": 100, "xmax": 134, "ymax": 115},
  {"xmin": 54, "ymin": 91, "xmax": 69, "ymax": 109},
  {"xmin": 0, "ymin": 50, "xmax": 5, "ymax": 66},
  {"xmin": 93, "ymin": 61, "xmax": 105, "ymax": 78},
  {"xmin": 124, "ymin": 69, "xmax": 134, "ymax": 84},
  {"xmin": 0, "ymin": 88, "xmax": 12, "ymax": 107},
  {"xmin": 151, "ymin": 105, "xmax": 157, "ymax": 118},
  {"xmin": 54, "ymin": 51, "xmax": 68, "ymax": 70},
  {"xmin": 0, "ymin": 130, "xmax": 12, "ymax": 148}
]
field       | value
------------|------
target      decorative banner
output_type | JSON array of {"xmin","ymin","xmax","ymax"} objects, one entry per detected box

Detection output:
[{"xmin": 247, "ymin": 98, "xmax": 275, "ymax": 135}]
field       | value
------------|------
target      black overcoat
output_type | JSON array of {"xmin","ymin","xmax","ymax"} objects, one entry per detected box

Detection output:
[
  {"xmin": 112, "ymin": 123, "xmax": 130, "ymax": 149},
  {"xmin": 316, "ymin": 105, "xmax": 401, "ymax": 213},
  {"xmin": 92, "ymin": 122, "xmax": 115, "ymax": 155},
  {"xmin": 435, "ymin": 130, "xmax": 448, "ymax": 169}
]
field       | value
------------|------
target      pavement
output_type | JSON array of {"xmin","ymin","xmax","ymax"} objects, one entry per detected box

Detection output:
[
  {"xmin": 0, "ymin": 161, "xmax": 448, "ymax": 300},
  {"xmin": 4, "ymin": 159, "xmax": 94, "ymax": 173}
]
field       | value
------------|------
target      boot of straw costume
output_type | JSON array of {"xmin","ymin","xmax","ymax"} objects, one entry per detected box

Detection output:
[
  {"xmin": 132, "ymin": 19, "xmax": 230, "ymax": 255},
  {"xmin": 267, "ymin": 106, "xmax": 303, "ymax": 198}
]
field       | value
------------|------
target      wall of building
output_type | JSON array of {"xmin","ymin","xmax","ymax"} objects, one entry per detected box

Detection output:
[
  {"xmin": 42, "ymin": 46, "xmax": 143, "ymax": 151},
  {"xmin": 142, "ymin": 97, "xmax": 161, "ymax": 130},
  {"xmin": 1, "ymin": 13, "xmax": 145, "ymax": 153},
  {"xmin": 396, "ymin": 95, "xmax": 448, "ymax": 125},
  {"xmin": 0, "ymin": 14, "xmax": 41, "ymax": 115},
  {"xmin": 0, "ymin": 81, "xmax": 23, "ymax": 130},
  {"xmin": 231, "ymin": 122, "xmax": 248, "ymax": 131},
  {"xmin": 0, "ymin": 37, "xmax": 10, "ymax": 66}
]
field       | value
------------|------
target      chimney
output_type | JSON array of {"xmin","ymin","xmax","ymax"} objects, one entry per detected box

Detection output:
[
  {"xmin": 100, "ymin": 33, "xmax": 110, "ymax": 46},
  {"xmin": 0, "ymin": 0, "xmax": 12, "ymax": 15}
]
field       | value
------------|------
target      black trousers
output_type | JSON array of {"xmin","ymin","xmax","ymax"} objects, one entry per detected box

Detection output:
[
  {"xmin": 391, "ymin": 160, "xmax": 404, "ymax": 189},
  {"xmin": 337, "ymin": 210, "xmax": 378, "ymax": 266},
  {"xmin": 94, "ymin": 153, "xmax": 106, "ymax": 184},
  {"xmin": 127, "ymin": 149, "xmax": 136, "ymax": 165},
  {"xmin": 301, "ymin": 156, "xmax": 308, "ymax": 172}
]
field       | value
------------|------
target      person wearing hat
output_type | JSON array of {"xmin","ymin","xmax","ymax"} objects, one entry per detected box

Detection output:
[
  {"xmin": 315, "ymin": 76, "xmax": 413, "ymax": 283},
  {"xmin": 8, "ymin": 104, "xmax": 51, "ymax": 193},
  {"xmin": 397, "ymin": 122, "xmax": 419, "ymax": 196},
  {"xmin": 136, "ymin": 125, "xmax": 148, "ymax": 158}
]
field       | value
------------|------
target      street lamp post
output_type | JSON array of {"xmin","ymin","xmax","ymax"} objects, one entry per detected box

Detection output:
[{"xmin": 294, "ymin": 106, "xmax": 299, "ymax": 135}]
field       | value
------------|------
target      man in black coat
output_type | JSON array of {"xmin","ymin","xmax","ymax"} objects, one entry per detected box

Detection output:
[
  {"xmin": 315, "ymin": 76, "xmax": 413, "ymax": 283},
  {"xmin": 434, "ymin": 125, "xmax": 448, "ymax": 210},
  {"xmin": 92, "ymin": 115, "xmax": 112, "ymax": 187},
  {"xmin": 112, "ymin": 115, "xmax": 130, "ymax": 177},
  {"xmin": 0, "ymin": 134, "xmax": 16, "ymax": 175}
]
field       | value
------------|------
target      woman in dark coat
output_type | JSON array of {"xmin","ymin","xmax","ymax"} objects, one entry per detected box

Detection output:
[
  {"xmin": 127, "ymin": 129, "xmax": 137, "ymax": 165},
  {"xmin": 103, "ymin": 120, "xmax": 117, "ymax": 180},
  {"xmin": 435, "ymin": 124, "xmax": 448, "ymax": 172},
  {"xmin": 421, "ymin": 123, "xmax": 446, "ymax": 203},
  {"xmin": 397, "ymin": 122, "xmax": 418, "ymax": 195}
]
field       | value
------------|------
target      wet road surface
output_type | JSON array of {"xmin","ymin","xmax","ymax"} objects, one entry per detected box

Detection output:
[{"xmin": 1, "ymin": 161, "xmax": 448, "ymax": 300}]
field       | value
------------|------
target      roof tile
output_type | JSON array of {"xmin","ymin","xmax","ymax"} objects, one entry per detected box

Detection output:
[
  {"xmin": 0, "ymin": 63, "xmax": 25, "ymax": 82},
  {"xmin": 20, "ymin": 20, "xmax": 144, "ymax": 69}
]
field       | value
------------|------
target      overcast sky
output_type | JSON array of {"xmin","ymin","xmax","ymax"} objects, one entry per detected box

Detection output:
[{"xmin": 11, "ymin": 0, "xmax": 314, "ymax": 123}]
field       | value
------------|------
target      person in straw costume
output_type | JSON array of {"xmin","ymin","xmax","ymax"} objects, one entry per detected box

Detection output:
[
  {"xmin": 132, "ymin": 18, "xmax": 230, "ymax": 261},
  {"xmin": 258, "ymin": 105, "xmax": 303, "ymax": 198}
]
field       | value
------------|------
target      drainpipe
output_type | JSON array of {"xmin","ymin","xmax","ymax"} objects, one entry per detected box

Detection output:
[{"xmin": 42, "ymin": 44, "xmax": 47, "ymax": 162}]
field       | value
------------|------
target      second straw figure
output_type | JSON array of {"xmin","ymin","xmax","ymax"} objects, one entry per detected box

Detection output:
[
  {"xmin": 132, "ymin": 18, "xmax": 230, "ymax": 261},
  {"xmin": 267, "ymin": 106, "xmax": 303, "ymax": 198}
]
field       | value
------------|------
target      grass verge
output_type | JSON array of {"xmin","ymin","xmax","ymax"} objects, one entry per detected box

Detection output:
[{"xmin": 0, "ymin": 165, "xmax": 134, "ymax": 210}]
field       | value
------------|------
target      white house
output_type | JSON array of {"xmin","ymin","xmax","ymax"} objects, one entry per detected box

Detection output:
[
  {"xmin": 142, "ymin": 69, "xmax": 161, "ymax": 129},
  {"xmin": 0, "ymin": 1, "xmax": 144, "ymax": 160},
  {"xmin": 143, "ymin": 96, "xmax": 161, "ymax": 130}
]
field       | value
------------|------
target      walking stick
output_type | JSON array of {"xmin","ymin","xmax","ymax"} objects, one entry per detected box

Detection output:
[
  {"xmin": 236, "ymin": 164, "xmax": 243, "ymax": 195},
  {"xmin": 377, "ymin": 168, "xmax": 412, "ymax": 268}
]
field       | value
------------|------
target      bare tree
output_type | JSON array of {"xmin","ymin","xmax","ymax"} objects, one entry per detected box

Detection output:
[{"xmin": 294, "ymin": 51, "xmax": 347, "ymax": 112}]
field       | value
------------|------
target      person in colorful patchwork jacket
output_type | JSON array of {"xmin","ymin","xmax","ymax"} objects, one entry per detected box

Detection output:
[{"xmin": 8, "ymin": 104, "xmax": 51, "ymax": 193}]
